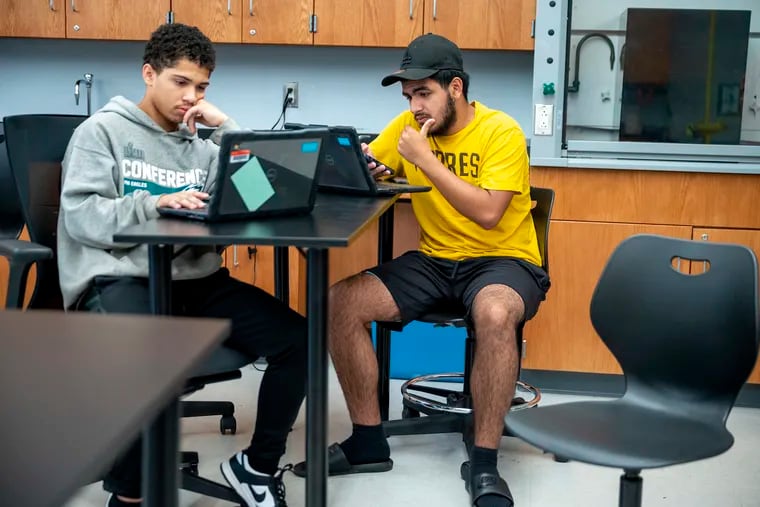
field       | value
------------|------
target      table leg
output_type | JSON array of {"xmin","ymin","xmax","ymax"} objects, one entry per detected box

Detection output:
[
  {"xmin": 148, "ymin": 244, "xmax": 172, "ymax": 315},
  {"xmin": 376, "ymin": 209, "xmax": 395, "ymax": 421},
  {"xmin": 306, "ymin": 248, "xmax": 328, "ymax": 507},
  {"xmin": 142, "ymin": 398, "xmax": 180, "ymax": 507},
  {"xmin": 144, "ymin": 244, "xmax": 179, "ymax": 507},
  {"xmin": 274, "ymin": 246, "xmax": 290, "ymax": 304}
]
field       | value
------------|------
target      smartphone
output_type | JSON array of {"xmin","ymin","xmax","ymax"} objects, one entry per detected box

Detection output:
[{"xmin": 364, "ymin": 153, "xmax": 395, "ymax": 176}]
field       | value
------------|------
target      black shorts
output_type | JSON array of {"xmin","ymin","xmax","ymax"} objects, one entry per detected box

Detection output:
[{"xmin": 367, "ymin": 251, "xmax": 550, "ymax": 326}]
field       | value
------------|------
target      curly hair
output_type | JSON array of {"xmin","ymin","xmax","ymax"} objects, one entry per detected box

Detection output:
[{"xmin": 143, "ymin": 23, "xmax": 216, "ymax": 74}]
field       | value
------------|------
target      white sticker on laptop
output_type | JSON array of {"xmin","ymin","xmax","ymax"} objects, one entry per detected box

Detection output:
[{"xmin": 229, "ymin": 149, "xmax": 251, "ymax": 163}]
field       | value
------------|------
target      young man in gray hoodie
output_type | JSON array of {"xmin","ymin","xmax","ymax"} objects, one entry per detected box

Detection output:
[{"xmin": 58, "ymin": 23, "xmax": 304, "ymax": 507}]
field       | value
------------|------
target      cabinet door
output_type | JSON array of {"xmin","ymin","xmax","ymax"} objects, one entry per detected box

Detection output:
[
  {"xmin": 66, "ymin": 0, "xmax": 170, "ymax": 40},
  {"xmin": 424, "ymin": 0, "xmax": 535, "ymax": 50},
  {"xmin": 242, "ymin": 0, "xmax": 312, "ymax": 45},
  {"xmin": 225, "ymin": 245, "xmax": 307, "ymax": 314},
  {"xmin": 313, "ymin": 0, "xmax": 423, "ymax": 47},
  {"xmin": 0, "ymin": 0, "xmax": 66, "ymax": 38},
  {"xmin": 225, "ymin": 244, "xmax": 262, "ymax": 288},
  {"xmin": 172, "ymin": 0, "xmax": 242, "ymax": 43},
  {"xmin": 693, "ymin": 228, "xmax": 760, "ymax": 384},
  {"xmin": 522, "ymin": 221, "xmax": 693, "ymax": 374}
]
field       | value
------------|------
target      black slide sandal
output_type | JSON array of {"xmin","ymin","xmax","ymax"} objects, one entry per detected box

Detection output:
[
  {"xmin": 292, "ymin": 442, "xmax": 394, "ymax": 477},
  {"xmin": 460, "ymin": 461, "xmax": 514, "ymax": 507}
]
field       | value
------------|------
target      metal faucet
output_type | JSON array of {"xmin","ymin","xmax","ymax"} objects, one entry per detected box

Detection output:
[
  {"xmin": 567, "ymin": 33, "xmax": 615, "ymax": 93},
  {"xmin": 74, "ymin": 73, "xmax": 94, "ymax": 115}
]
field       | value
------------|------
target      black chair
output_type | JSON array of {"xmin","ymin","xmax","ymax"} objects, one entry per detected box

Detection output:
[
  {"xmin": 0, "ymin": 114, "xmax": 247, "ymax": 503},
  {"xmin": 506, "ymin": 234, "xmax": 760, "ymax": 507},
  {"xmin": 377, "ymin": 186, "xmax": 555, "ymax": 451},
  {"xmin": 0, "ymin": 121, "xmax": 25, "ymax": 241}
]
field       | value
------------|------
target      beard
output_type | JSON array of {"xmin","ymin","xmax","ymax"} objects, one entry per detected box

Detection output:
[{"xmin": 430, "ymin": 93, "xmax": 457, "ymax": 135}]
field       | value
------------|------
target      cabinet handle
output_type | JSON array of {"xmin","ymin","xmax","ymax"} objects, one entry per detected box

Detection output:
[
  {"xmin": 409, "ymin": 0, "xmax": 413, "ymax": 19},
  {"xmin": 70, "ymin": 0, "xmax": 77, "ymax": 12},
  {"xmin": 233, "ymin": 246, "xmax": 239, "ymax": 267},
  {"xmin": 49, "ymin": 0, "xmax": 55, "ymax": 11},
  {"xmin": 227, "ymin": 0, "xmax": 232, "ymax": 15},
  {"xmin": 249, "ymin": 0, "xmax": 254, "ymax": 16},
  {"xmin": 432, "ymin": 0, "xmax": 437, "ymax": 20}
]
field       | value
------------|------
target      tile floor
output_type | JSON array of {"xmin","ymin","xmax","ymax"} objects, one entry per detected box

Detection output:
[{"xmin": 66, "ymin": 365, "xmax": 760, "ymax": 507}]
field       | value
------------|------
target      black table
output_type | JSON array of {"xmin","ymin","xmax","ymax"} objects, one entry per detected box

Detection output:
[
  {"xmin": 0, "ymin": 309, "xmax": 230, "ymax": 507},
  {"xmin": 115, "ymin": 193, "xmax": 398, "ymax": 507}
]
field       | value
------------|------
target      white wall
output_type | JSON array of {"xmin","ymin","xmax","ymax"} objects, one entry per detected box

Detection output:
[
  {"xmin": 565, "ymin": 0, "xmax": 760, "ymax": 143},
  {"xmin": 0, "ymin": 38, "xmax": 534, "ymax": 135}
]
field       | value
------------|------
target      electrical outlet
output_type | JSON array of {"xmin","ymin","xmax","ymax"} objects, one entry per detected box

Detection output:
[
  {"xmin": 534, "ymin": 104, "xmax": 554, "ymax": 136},
  {"xmin": 283, "ymin": 82, "xmax": 298, "ymax": 108}
]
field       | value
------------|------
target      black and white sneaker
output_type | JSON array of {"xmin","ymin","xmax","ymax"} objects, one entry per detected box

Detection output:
[{"xmin": 220, "ymin": 452, "xmax": 290, "ymax": 507}]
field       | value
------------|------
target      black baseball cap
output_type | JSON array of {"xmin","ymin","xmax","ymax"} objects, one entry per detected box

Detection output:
[{"xmin": 381, "ymin": 33, "xmax": 464, "ymax": 87}]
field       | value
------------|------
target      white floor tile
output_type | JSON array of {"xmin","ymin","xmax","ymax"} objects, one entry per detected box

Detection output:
[{"xmin": 65, "ymin": 365, "xmax": 760, "ymax": 507}]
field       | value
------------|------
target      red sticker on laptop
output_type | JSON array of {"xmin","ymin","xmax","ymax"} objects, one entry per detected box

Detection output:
[{"xmin": 229, "ymin": 149, "xmax": 251, "ymax": 163}]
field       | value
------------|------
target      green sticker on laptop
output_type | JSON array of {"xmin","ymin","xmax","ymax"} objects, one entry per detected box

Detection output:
[{"xmin": 229, "ymin": 156, "xmax": 276, "ymax": 211}]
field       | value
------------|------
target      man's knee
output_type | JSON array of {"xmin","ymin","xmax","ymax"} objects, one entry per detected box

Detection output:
[
  {"xmin": 329, "ymin": 273, "xmax": 394, "ymax": 324},
  {"xmin": 472, "ymin": 287, "xmax": 524, "ymax": 340}
]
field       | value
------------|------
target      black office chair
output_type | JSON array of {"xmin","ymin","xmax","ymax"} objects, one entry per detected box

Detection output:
[
  {"xmin": 376, "ymin": 186, "xmax": 555, "ymax": 451},
  {"xmin": 0, "ymin": 114, "xmax": 248, "ymax": 503},
  {"xmin": 506, "ymin": 234, "xmax": 760, "ymax": 507}
]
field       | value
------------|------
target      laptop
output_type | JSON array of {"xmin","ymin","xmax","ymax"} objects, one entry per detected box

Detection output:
[
  {"xmin": 158, "ymin": 128, "xmax": 328, "ymax": 222},
  {"xmin": 284, "ymin": 123, "xmax": 431, "ymax": 196}
]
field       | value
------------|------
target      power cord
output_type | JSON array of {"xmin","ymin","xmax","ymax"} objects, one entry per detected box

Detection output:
[{"xmin": 271, "ymin": 93, "xmax": 293, "ymax": 130}]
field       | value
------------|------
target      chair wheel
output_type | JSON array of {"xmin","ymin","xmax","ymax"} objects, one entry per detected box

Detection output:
[
  {"xmin": 402, "ymin": 407, "xmax": 420, "ymax": 418},
  {"xmin": 553, "ymin": 455, "xmax": 569, "ymax": 463},
  {"xmin": 220, "ymin": 415, "xmax": 237, "ymax": 435}
]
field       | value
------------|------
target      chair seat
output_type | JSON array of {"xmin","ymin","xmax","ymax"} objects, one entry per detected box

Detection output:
[
  {"xmin": 506, "ymin": 398, "xmax": 734, "ymax": 470},
  {"xmin": 191, "ymin": 347, "xmax": 251, "ymax": 378},
  {"xmin": 418, "ymin": 311, "xmax": 466, "ymax": 327}
]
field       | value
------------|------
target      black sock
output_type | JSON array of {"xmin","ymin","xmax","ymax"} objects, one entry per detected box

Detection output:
[
  {"xmin": 471, "ymin": 446, "xmax": 498, "ymax": 476},
  {"xmin": 470, "ymin": 447, "xmax": 506, "ymax": 507},
  {"xmin": 244, "ymin": 449, "xmax": 278, "ymax": 476},
  {"xmin": 339, "ymin": 423, "xmax": 390, "ymax": 465}
]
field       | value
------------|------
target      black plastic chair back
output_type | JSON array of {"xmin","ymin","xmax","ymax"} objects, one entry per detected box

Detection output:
[
  {"xmin": 2, "ymin": 114, "xmax": 88, "ymax": 310},
  {"xmin": 590, "ymin": 234, "xmax": 759, "ymax": 422},
  {"xmin": 530, "ymin": 186, "xmax": 554, "ymax": 274},
  {"xmin": 0, "ymin": 122, "xmax": 25, "ymax": 240}
]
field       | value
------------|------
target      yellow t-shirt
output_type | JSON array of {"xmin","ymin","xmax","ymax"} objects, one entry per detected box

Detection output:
[{"xmin": 370, "ymin": 101, "xmax": 540, "ymax": 266}]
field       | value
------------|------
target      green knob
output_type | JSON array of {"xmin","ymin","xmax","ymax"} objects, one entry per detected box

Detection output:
[{"xmin": 542, "ymin": 82, "xmax": 556, "ymax": 95}]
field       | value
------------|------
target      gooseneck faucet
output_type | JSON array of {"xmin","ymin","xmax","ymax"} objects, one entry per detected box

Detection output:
[
  {"xmin": 74, "ymin": 73, "xmax": 94, "ymax": 115},
  {"xmin": 567, "ymin": 33, "xmax": 615, "ymax": 93}
]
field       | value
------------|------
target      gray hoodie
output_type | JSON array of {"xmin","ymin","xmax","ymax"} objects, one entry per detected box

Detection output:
[{"xmin": 57, "ymin": 96, "xmax": 241, "ymax": 308}]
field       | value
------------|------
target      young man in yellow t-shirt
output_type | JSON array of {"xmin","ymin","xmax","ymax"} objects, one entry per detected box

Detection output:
[{"xmin": 296, "ymin": 34, "xmax": 549, "ymax": 507}]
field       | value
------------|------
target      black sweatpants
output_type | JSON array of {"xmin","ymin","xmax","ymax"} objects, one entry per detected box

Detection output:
[{"xmin": 76, "ymin": 268, "xmax": 307, "ymax": 498}]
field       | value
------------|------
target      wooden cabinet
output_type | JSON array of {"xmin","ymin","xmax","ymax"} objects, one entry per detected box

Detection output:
[
  {"xmin": 312, "ymin": 0, "xmax": 535, "ymax": 49},
  {"xmin": 66, "ymin": 0, "xmax": 170, "ymax": 40},
  {"xmin": 424, "ymin": 0, "xmax": 536, "ymax": 50},
  {"xmin": 521, "ymin": 221, "xmax": 693, "ymax": 374},
  {"xmin": 691, "ymin": 228, "xmax": 760, "ymax": 383},
  {"xmin": 242, "ymin": 0, "xmax": 312, "ymax": 45},
  {"xmin": 224, "ymin": 244, "xmax": 307, "ymax": 314},
  {"xmin": 1, "ymin": 0, "xmax": 536, "ymax": 50},
  {"xmin": 0, "ymin": 0, "xmax": 66, "ymax": 38},
  {"xmin": 313, "ymin": 0, "xmax": 423, "ymax": 48},
  {"xmin": 172, "ymin": 0, "xmax": 242, "ymax": 43}
]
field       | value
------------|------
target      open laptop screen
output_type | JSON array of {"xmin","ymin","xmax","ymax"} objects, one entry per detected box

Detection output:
[
  {"xmin": 216, "ymin": 134, "xmax": 323, "ymax": 215},
  {"xmin": 317, "ymin": 133, "xmax": 373, "ymax": 192}
]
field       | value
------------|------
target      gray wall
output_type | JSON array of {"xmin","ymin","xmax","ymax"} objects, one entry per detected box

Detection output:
[{"xmin": 0, "ymin": 38, "xmax": 533, "ymax": 134}]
